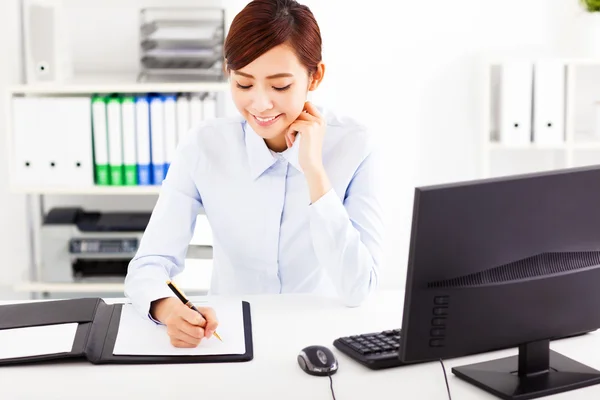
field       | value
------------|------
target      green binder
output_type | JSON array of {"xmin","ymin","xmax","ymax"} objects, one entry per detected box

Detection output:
[
  {"xmin": 91, "ymin": 95, "xmax": 110, "ymax": 185},
  {"xmin": 121, "ymin": 95, "xmax": 138, "ymax": 186},
  {"xmin": 107, "ymin": 95, "xmax": 124, "ymax": 186}
]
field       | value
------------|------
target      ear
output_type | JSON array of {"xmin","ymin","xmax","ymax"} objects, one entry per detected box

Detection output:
[{"xmin": 308, "ymin": 62, "xmax": 325, "ymax": 91}]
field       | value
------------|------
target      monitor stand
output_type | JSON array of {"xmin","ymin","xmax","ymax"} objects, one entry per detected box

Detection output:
[{"xmin": 452, "ymin": 339, "xmax": 600, "ymax": 400}]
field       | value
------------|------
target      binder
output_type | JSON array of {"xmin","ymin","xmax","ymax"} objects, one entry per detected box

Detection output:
[
  {"xmin": 533, "ymin": 61, "xmax": 566, "ymax": 145},
  {"xmin": 121, "ymin": 95, "xmax": 138, "ymax": 186},
  {"xmin": 163, "ymin": 94, "xmax": 178, "ymax": 176},
  {"xmin": 12, "ymin": 96, "xmax": 94, "ymax": 188},
  {"xmin": 135, "ymin": 95, "xmax": 152, "ymax": 185},
  {"xmin": 499, "ymin": 62, "xmax": 533, "ymax": 145},
  {"xmin": 58, "ymin": 97, "xmax": 94, "ymax": 187},
  {"xmin": 150, "ymin": 95, "xmax": 166, "ymax": 185},
  {"xmin": 107, "ymin": 95, "xmax": 124, "ymax": 185},
  {"xmin": 190, "ymin": 92, "xmax": 204, "ymax": 128},
  {"xmin": 91, "ymin": 95, "xmax": 110, "ymax": 185},
  {"xmin": 0, "ymin": 298, "xmax": 253, "ymax": 366},
  {"xmin": 202, "ymin": 92, "xmax": 217, "ymax": 121},
  {"xmin": 176, "ymin": 93, "xmax": 191, "ymax": 144}
]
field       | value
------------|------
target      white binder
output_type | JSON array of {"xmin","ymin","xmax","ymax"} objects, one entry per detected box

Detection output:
[
  {"xmin": 11, "ymin": 97, "xmax": 94, "ymax": 188},
  {"xmin": 176, "ymin": 94, "xmax": 191, "ymax": 144},
  {"xmin": 499, "ymin": 62, "xmax": 533, "ymax": 145},
  {"xmin": 533, "ymin": 61, "xmax": 566, "ymax": 145},
  {"xmin": 190, "ymin": 93, "xmax": 204, "ymax": 128},
  {"xmin": 202, "ymin": 93, "xmax": 217, "ymax": 121},
  {"xmin": 163, "ymin": 94, "xmax": 178, "ymax": 174}
]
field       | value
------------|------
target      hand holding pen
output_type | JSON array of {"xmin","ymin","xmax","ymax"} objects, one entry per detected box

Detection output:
[
  {"xmin": 149, "ymin": 281, "xmax": 220, "ymax": 348},
  {"xmin": 166, "ymin": 280, "xmax": 222, "ymax": 342}
]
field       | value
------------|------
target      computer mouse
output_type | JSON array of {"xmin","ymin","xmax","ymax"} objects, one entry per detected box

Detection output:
[{"xmin": 298, "ymin": 345, "xmax": 338, "ymax": 376}]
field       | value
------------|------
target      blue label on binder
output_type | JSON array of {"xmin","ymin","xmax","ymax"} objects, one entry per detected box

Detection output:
[
  {"xmin": 153, "ymin": 164, "xmax": 166, "ymax": 185},
  {"xmin": 138, "ymin": 164, "xmax": 153, "ymax": 185}
]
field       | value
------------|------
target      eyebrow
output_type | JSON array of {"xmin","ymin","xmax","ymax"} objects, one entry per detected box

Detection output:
[{"xmin": 233, "ymin": 71, "xmax": 294, "ymax": 79}]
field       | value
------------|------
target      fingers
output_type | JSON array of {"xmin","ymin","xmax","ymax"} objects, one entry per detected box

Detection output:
[
  {"xmin": 286, "ymin": 130, "xmax": 296, "ymax": 148},
  {"xmin": 176, "ymin": 318, "xmax": 205, "ymax": 340},
  {"xmin": 303, "ymin": 101, "xmax": 322, "ymax": 119},
  {"xmin": 170, "ymin": 338, "xmax": 197, "ymax": 348},
  {"xmin": 286, "ymin": 121, "xmax": 310, "ymax": 148},
  {"xmin": 198, "ymin": 307, "xmax": 219, "ymax": 338},
  {"xmin": 296, "ymin": 109, "xmax": 317, "ymax": 122},
  {"xmin": 180, "ymin": 306, "xmax": 205, "ymax": 327},
  {"xmin": 168, "ymin": 322, "xmax": 205, "ymax": 346}
]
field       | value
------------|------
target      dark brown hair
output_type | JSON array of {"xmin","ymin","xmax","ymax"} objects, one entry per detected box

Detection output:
[{"xmin": 223, "ymin": 0, "xmax": 322, "ymax": 75}]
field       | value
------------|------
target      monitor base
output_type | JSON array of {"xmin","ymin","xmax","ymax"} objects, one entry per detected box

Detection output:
[{"xmin": 452, "ymin": 340, "xmax": 600, "ymax": 400}]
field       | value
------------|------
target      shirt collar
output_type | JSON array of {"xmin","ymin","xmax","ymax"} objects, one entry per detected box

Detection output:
[{"xmin": 244, "ymin": 121, "xmax": 304, "ymax": 180}]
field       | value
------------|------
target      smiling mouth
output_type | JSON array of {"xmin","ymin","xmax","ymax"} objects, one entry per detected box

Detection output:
[
  {"xmin": 252, "ymin": 113, "xmax": 282, "ymax": 126},
  {"xmin": 253, "ymin": 114, "xmax": 280, "ymax": 122}
]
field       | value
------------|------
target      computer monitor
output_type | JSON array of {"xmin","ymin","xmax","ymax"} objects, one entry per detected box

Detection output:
[{"xmin": 399, "ymin": 165, "xmax": 600, "ymax": 399}]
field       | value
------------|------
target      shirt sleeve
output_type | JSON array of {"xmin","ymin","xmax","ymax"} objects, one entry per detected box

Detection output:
[
  {"xmin": 124, "ymin": 130, "xmax": 204, "ymax": 322},
  {"xmin": 309, "ymin": 150, "xmax": 384, "ymax": 307}
]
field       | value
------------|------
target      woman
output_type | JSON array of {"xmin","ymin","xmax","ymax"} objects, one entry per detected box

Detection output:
[{"xmin": 124, "ymin": 0, "xmax": 383, "ymax": 348}]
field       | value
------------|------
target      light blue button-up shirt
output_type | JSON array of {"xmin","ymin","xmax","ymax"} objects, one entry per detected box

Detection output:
[{"xmin": 124, "ymin": 106, "xmax": 384, "ymax": 320}]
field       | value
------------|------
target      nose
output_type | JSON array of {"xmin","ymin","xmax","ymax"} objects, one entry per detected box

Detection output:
[{"xmin": 251, "ymin": 88, "xmax": 273, "ymax": 113}]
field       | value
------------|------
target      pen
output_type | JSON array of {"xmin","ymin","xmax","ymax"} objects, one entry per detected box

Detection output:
[{"xmin": 166, "ymin": 280, "xmax": 222, "ymax": 342}]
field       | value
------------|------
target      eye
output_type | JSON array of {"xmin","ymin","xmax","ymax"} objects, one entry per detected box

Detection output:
[
  {"xmin": 236, "ymin": 83, "xmax": 252, "ymax": 90},
  {"xmin": 273, "ymin": 84, "xmax": 292, "ymax": 92}
]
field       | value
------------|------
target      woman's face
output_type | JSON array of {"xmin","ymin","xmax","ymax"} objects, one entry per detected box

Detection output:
[{"xmin": 229, "ymin": 43, "xmax": 322, "ymax": 142}]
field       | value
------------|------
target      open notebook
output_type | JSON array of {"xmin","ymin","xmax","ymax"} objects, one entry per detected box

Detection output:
[{"xmin": 0, "ymin": 297, "xmax": 253, "ymax": 366}]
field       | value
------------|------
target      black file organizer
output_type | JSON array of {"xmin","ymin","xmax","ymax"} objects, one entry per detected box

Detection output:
[{"xmin": 0, "ymin": 298, "xmax": 253, "ymax": 365}]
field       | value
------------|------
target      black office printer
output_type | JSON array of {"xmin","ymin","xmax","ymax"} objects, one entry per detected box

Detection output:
[{"xmin": 41, "ymin": 207, "xmax": 151, "ymax": 282}]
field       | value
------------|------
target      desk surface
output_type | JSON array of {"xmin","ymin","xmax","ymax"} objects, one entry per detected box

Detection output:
[{"xmin": 1, "ymin": 290, "xmax": 599, "ymax": 400}]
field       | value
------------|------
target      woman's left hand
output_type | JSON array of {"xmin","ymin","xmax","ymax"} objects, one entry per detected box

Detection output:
[{"xmin": 285, "ymin": 101, "xmax": 326, "ymax": 174}]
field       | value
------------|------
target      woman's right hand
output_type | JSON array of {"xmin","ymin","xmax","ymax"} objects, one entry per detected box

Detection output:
[{"xmin": 150, "ymin": 297, "xmax": 219, "ymax": 348}]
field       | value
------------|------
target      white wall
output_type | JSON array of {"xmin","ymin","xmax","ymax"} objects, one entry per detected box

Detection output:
[{"xmin": 0, "ymin": 0, "xmax": 592, "ymax": 289}]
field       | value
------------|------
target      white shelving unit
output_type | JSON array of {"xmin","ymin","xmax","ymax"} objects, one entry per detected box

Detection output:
[
  {"xmin": 6, "ymin": 75, "xmax": 229, "ymax": 298},
  {"xmin": 481, "ymin": 58, "xmax": 600, "ymax": 179}
]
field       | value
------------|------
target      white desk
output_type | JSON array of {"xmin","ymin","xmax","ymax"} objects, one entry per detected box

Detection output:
[{"xmin": 1, "ymin": 290, "xmax": 599, "ymax": 399}]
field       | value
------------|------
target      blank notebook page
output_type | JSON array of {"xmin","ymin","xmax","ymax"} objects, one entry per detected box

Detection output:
[
  {"xmin": 113, "ymin": 298, "xmax": 246, "ymax": 356},
  {"xmin": 0, "ymin": 323, "xmax": 78, "ymax": 360}
]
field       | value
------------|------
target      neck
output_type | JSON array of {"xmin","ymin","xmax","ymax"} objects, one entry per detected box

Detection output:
[{"xmin": 264, "ymin": 134, "xmax": 287, "ymax": 153}]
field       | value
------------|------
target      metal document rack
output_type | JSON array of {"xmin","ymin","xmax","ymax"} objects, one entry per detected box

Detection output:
[{"xmin": 138, "ymin": 7, "xmax": 226, "ymax": 82}]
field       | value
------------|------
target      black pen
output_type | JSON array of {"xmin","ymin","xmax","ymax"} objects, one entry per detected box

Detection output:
[{"xmin": 166, "ymin": 280, "xmax": 222, "ymax": 342}]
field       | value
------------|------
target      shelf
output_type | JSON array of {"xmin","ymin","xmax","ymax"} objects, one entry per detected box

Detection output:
[
  {"xmin": 14, "ymin": 282, "xmax": 127, "ymax": 293},
  {"xmin": 487, "ymin": 142, "xmax": 567, "ymax": 150},
  {"xmin": 482, "ymin": 57, "xmax": 600, "ymax": 67},
  {"xmin": 15, "ymin": 259, "xmax": 213, "ymax": 294},
  {"xmin": 572, "ymin": 142, "xmax": 600, "ymax": 149},
  {"xmin": 9, "ymin": 185, "xmax": 162, "ymax": 195},
  {"xmin": 13, "ymin": 280, "xmax": 208, "ymax": 294},
  {"xmin": 8, "ymin": 73, "xmax": 230, "ymax": 95},
  {"xmin": 487, "ymin": 142, "xmax": 600, "ymax": 150}
]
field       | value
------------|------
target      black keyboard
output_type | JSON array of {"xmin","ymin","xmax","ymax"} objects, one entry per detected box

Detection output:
[{"xmin": 333, "ymin": 329, "xmax": 409, "ymax": 370}]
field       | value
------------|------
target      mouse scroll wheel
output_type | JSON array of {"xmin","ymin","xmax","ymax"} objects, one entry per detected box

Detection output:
[{"xmin": 317, "ymin": 350, "xmax": 328, "ymax": 365}]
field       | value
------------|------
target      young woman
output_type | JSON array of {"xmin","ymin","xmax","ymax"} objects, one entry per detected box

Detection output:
[{"xmin": 124, "ymin": 0, "xmax": 383, "ymax": 348}]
